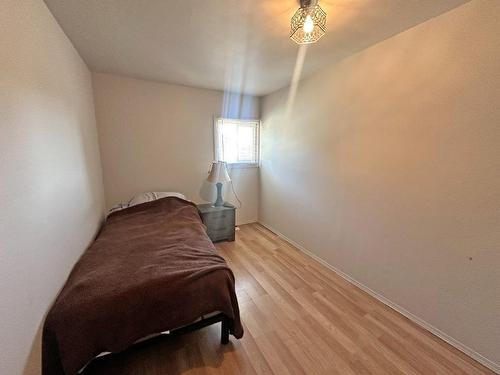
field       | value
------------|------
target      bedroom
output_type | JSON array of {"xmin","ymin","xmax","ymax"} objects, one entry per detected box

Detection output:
[{"xmin": 1, "ymin": 0, "xmax": 499, "ymax": 374}]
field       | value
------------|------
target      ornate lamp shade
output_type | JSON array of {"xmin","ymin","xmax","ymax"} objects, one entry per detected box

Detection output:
[{"xmin": 290, "ymin": 2, "xmax": 327, "ymax": 45}]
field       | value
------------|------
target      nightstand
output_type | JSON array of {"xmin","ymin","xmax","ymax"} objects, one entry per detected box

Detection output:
[{"xmin": 197, "ymin": 203, "xmax": 235, "ymax": 242}]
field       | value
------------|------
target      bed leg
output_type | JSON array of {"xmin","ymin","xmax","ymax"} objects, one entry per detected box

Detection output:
[{"xmin": 221, "ymin": 316, "xmax": 230, "ymax": 345}]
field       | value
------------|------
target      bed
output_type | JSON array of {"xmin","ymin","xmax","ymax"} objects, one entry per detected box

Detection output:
[{"xmin": 42, "ymin": 196, "xmax": 243, "ymax": 375}]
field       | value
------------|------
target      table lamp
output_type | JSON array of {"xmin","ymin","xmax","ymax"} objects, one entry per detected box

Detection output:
[{"xmin": 207, "ymin": 161, "xmax": 231, "ymax": 207}]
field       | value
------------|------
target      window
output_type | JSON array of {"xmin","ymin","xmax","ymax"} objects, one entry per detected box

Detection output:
[{"xmin": 214, "ymin": 118, "xmax": 260, "ymax": 166}]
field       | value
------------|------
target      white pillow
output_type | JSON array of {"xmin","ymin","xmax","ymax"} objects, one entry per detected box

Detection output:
[
  {"xmin": 154, "ymin": 191, "xmax": 186, "ymax": 200},
  {"xmin": 108, "ymin": 192, "xmax": 187, "ymax": 216},
  {"xmin": 128, "ymin": 192, "xmax": 186, "ymax": 207}
]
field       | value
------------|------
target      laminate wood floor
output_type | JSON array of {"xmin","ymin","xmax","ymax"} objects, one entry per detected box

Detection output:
[{"xmin": 84, "ymin": 223, "xmax": 494, "ymax": 375}]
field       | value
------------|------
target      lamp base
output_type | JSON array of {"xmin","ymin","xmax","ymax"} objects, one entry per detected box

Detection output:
[{"xmin": 213, "ymin": 182, "xmax": 224, "ymax": 207}]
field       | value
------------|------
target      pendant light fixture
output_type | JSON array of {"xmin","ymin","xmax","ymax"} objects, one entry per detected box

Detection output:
[{"xmin": 290, "ymin": 0, "xmax": 327, "ymax": 45}]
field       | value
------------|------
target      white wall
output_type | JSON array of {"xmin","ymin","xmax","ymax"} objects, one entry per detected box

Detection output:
[
  {"xmin": 0, "ymin": 1, "xmax": 105, "ymax": 374},
  {"xmin": 260, "ymin": 1, "xmax": 500, "ymax": 369},
  {"xmin": 92, "ymin": 73, "xmax": 260, "ymax": 225}
]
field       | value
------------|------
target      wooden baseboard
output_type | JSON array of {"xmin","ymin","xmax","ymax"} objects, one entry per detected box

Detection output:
[{"xmin": 257, "ymin": 221, "xmax": 500, "ymax": 374}]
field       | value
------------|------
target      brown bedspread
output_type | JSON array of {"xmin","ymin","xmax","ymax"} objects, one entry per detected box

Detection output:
[{"xmin": 42, "ymin": 197, "xmax": 243, "ymax": 375}]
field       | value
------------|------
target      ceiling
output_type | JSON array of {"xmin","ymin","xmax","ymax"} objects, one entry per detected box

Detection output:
[{"xmin": 44, "ymin": 0, "xmax": 468, "ymax": 96}]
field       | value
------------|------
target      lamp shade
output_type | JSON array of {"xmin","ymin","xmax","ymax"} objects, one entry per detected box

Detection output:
[
  {"xmin": 207, "ymin": 161, "xmax": 231, "ymax": 184},
  {"xmin": 290, "ymin": 2, "xmax": 326, "ymax": 45}
]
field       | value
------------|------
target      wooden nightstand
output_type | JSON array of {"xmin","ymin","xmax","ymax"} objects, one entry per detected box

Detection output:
[{"xmin": 197, "ymin": 203, "xmax": 236, "ymax": 243}]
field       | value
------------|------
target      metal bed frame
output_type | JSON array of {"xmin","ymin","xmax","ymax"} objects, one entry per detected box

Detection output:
[{"xmin": 169, "ymin": 312, "xmax": 230, "ymax": 344}]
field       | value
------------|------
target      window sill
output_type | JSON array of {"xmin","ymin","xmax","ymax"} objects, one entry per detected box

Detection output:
[{"xmin": 226, "ymin": 163, "xmax": 259, "ymax": 169}]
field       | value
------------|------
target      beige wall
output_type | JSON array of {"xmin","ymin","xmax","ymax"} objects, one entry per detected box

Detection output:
[
  {"xmin": 0, "ymin": 1, "xmax": 105, "ymax": 374},
  {"xmin": 260, "ymin": 1, "xmax": 500, "ymax": 369},
  {"xmin": 92, "ymin": 73, "xmax": 260, "ymax": 225}
]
